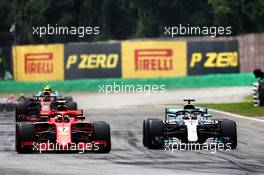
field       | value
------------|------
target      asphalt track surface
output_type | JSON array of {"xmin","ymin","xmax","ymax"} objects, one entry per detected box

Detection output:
[{"xmin": 0, "ymin": 91, "xmax": 263, "ymax": 175}]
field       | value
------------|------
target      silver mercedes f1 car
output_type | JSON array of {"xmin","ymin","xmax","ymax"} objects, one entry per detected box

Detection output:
[{"xmin": 143, "ymin": 99, "xmax": 237, "ymax": 150}]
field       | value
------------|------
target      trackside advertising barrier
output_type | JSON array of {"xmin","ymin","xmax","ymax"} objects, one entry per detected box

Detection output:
[
  {"xmin": 12, "ymin": 44, "xmax": 64, "ymax": 81},
  {"xmin": 11, "ymin": 40, "xmax": 240, "ymax": 81},
  {"xmin": 187, "ymin": 41, "xmax": 239, "ymax": 75},
  {"xmin": 121, "ymin": 41, "xmax": 187, "ymax": 78},
  {"xmin": 64, "ymin": 43, "xmax": 121, "ymax": 79}
]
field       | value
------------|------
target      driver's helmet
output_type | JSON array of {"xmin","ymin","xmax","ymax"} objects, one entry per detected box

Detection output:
[
  {"xmin": 184, "ymin": 104, "xmax": 195, "ymax": 110},
  {"xmin": 42, "ymin": 85, "xmax": 52, "ymax": 96},
  {"xmin": 55, "ymin": 114, "xmax": 63, "ymax": 123}
]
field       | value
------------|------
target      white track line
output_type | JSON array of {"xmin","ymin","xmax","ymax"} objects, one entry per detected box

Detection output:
[
  {"xmin": 209, "ymin": 109, "xmax": 264, "ymax": 123},
  {"xmin": 0, "ymin": 130, "xmax": 14, "ymax": 132}
]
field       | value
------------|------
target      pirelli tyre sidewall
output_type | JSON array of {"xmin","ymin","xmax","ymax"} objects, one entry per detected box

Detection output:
[
  {"xmin": 220, "ymin": 119, "xmax": 237, "ymax": 149},
  {"xmin": 143, "ymin": 118, "xmax": 159, "ymax": 147},
  {"xmin": 92, "ymin": 121, "xmax": 111, "ymax": 153},
  {"xmin": 16, "ymin": 122, "xmax": 35, "ymax": 153},
  {"xmin": 15, "ymin": 103, "xmax": 27, "ymax": 122},
  {"xmin": 144, "ymin": 118, "xmax": 164, "ymax": 149},
  {"xmin": 143, "ymin": 119, "xmax": 149, "ymax": 147}
]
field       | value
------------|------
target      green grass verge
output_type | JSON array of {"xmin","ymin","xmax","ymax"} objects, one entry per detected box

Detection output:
[
  {"xmin": 199, "ymin": 94, "xmax": 264, "ymax": 117},
  {"xmin": 200, "ymin": 102, "xmax": 264, "ymax": 117},
  {"xmin": 0, "ymin": 73, "xmax": 255, "ymax": 93}
]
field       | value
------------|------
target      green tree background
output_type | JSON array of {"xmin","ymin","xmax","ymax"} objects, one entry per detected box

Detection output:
[
  {"xmin": 0, "ymin": 0, "xmax": 263, "ymax": 46},
  {"xmin": 0, "ymin": 0, "xmax": 263, "ymax": 76}
]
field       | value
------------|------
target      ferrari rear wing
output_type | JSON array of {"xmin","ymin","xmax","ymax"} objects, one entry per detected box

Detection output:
[
  {"xmin": 40, "ymin": 109, "xmax": 85, "ymax": 120},
  {"xmin": 67, "ymin": 109, "xmax": 83, "ymax": 116}
]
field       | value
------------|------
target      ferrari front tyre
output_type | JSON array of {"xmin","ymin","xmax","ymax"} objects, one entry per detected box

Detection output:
[
  {"xmin": 16, "ymin": 122, "xmax": 35, "ymax": 153},
  {"xmin": 92, "ymin": 121, "xmax": 111, "ymax": 153},
  {"xmin": 15, "ymin": 103, "xmax": 27, "ymax": 122},
  {"xmin": 220, "ymin": 119, "xmax": 237, "ymax": 149}
]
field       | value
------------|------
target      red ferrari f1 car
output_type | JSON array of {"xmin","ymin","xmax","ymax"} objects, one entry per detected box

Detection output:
[
  {"xmin": 16, "ymin": 96, "xmax": 77, "ymax": 122},
  {"xmin": 16, "ymin": 86, "xmax": 77, "ymax": 122},
  {"xmin": 16, "ymin": 105, "xmax": 111, "ymax": 153}
]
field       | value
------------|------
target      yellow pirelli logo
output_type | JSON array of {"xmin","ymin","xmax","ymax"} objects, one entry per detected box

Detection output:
[
  {"xmin": 134, "ymin": 49, "xmax": 173, "ymax": 71},
  {"xmin": 121, "ymin": 41, "xmax": 187, "ymax": 78},
  {"xmin": 12, "ymin": 44, "xmax": 64, "ymax": 81}
]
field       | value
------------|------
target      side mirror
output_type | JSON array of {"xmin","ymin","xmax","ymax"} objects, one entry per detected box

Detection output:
[
  {"xmin": 167, "ymin": 114, "xmax": 176, "ymax": 118},
  {"xmin": 203, "ymin": 114, "xmax": 212, "ymax": 119},
  {"xmin": 77, "ymin": 116, "xmax": 85, "ymax": 120},
  {"xmin": 40, "ymin": 114, "xmax": 48, "ymax": 119}
]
